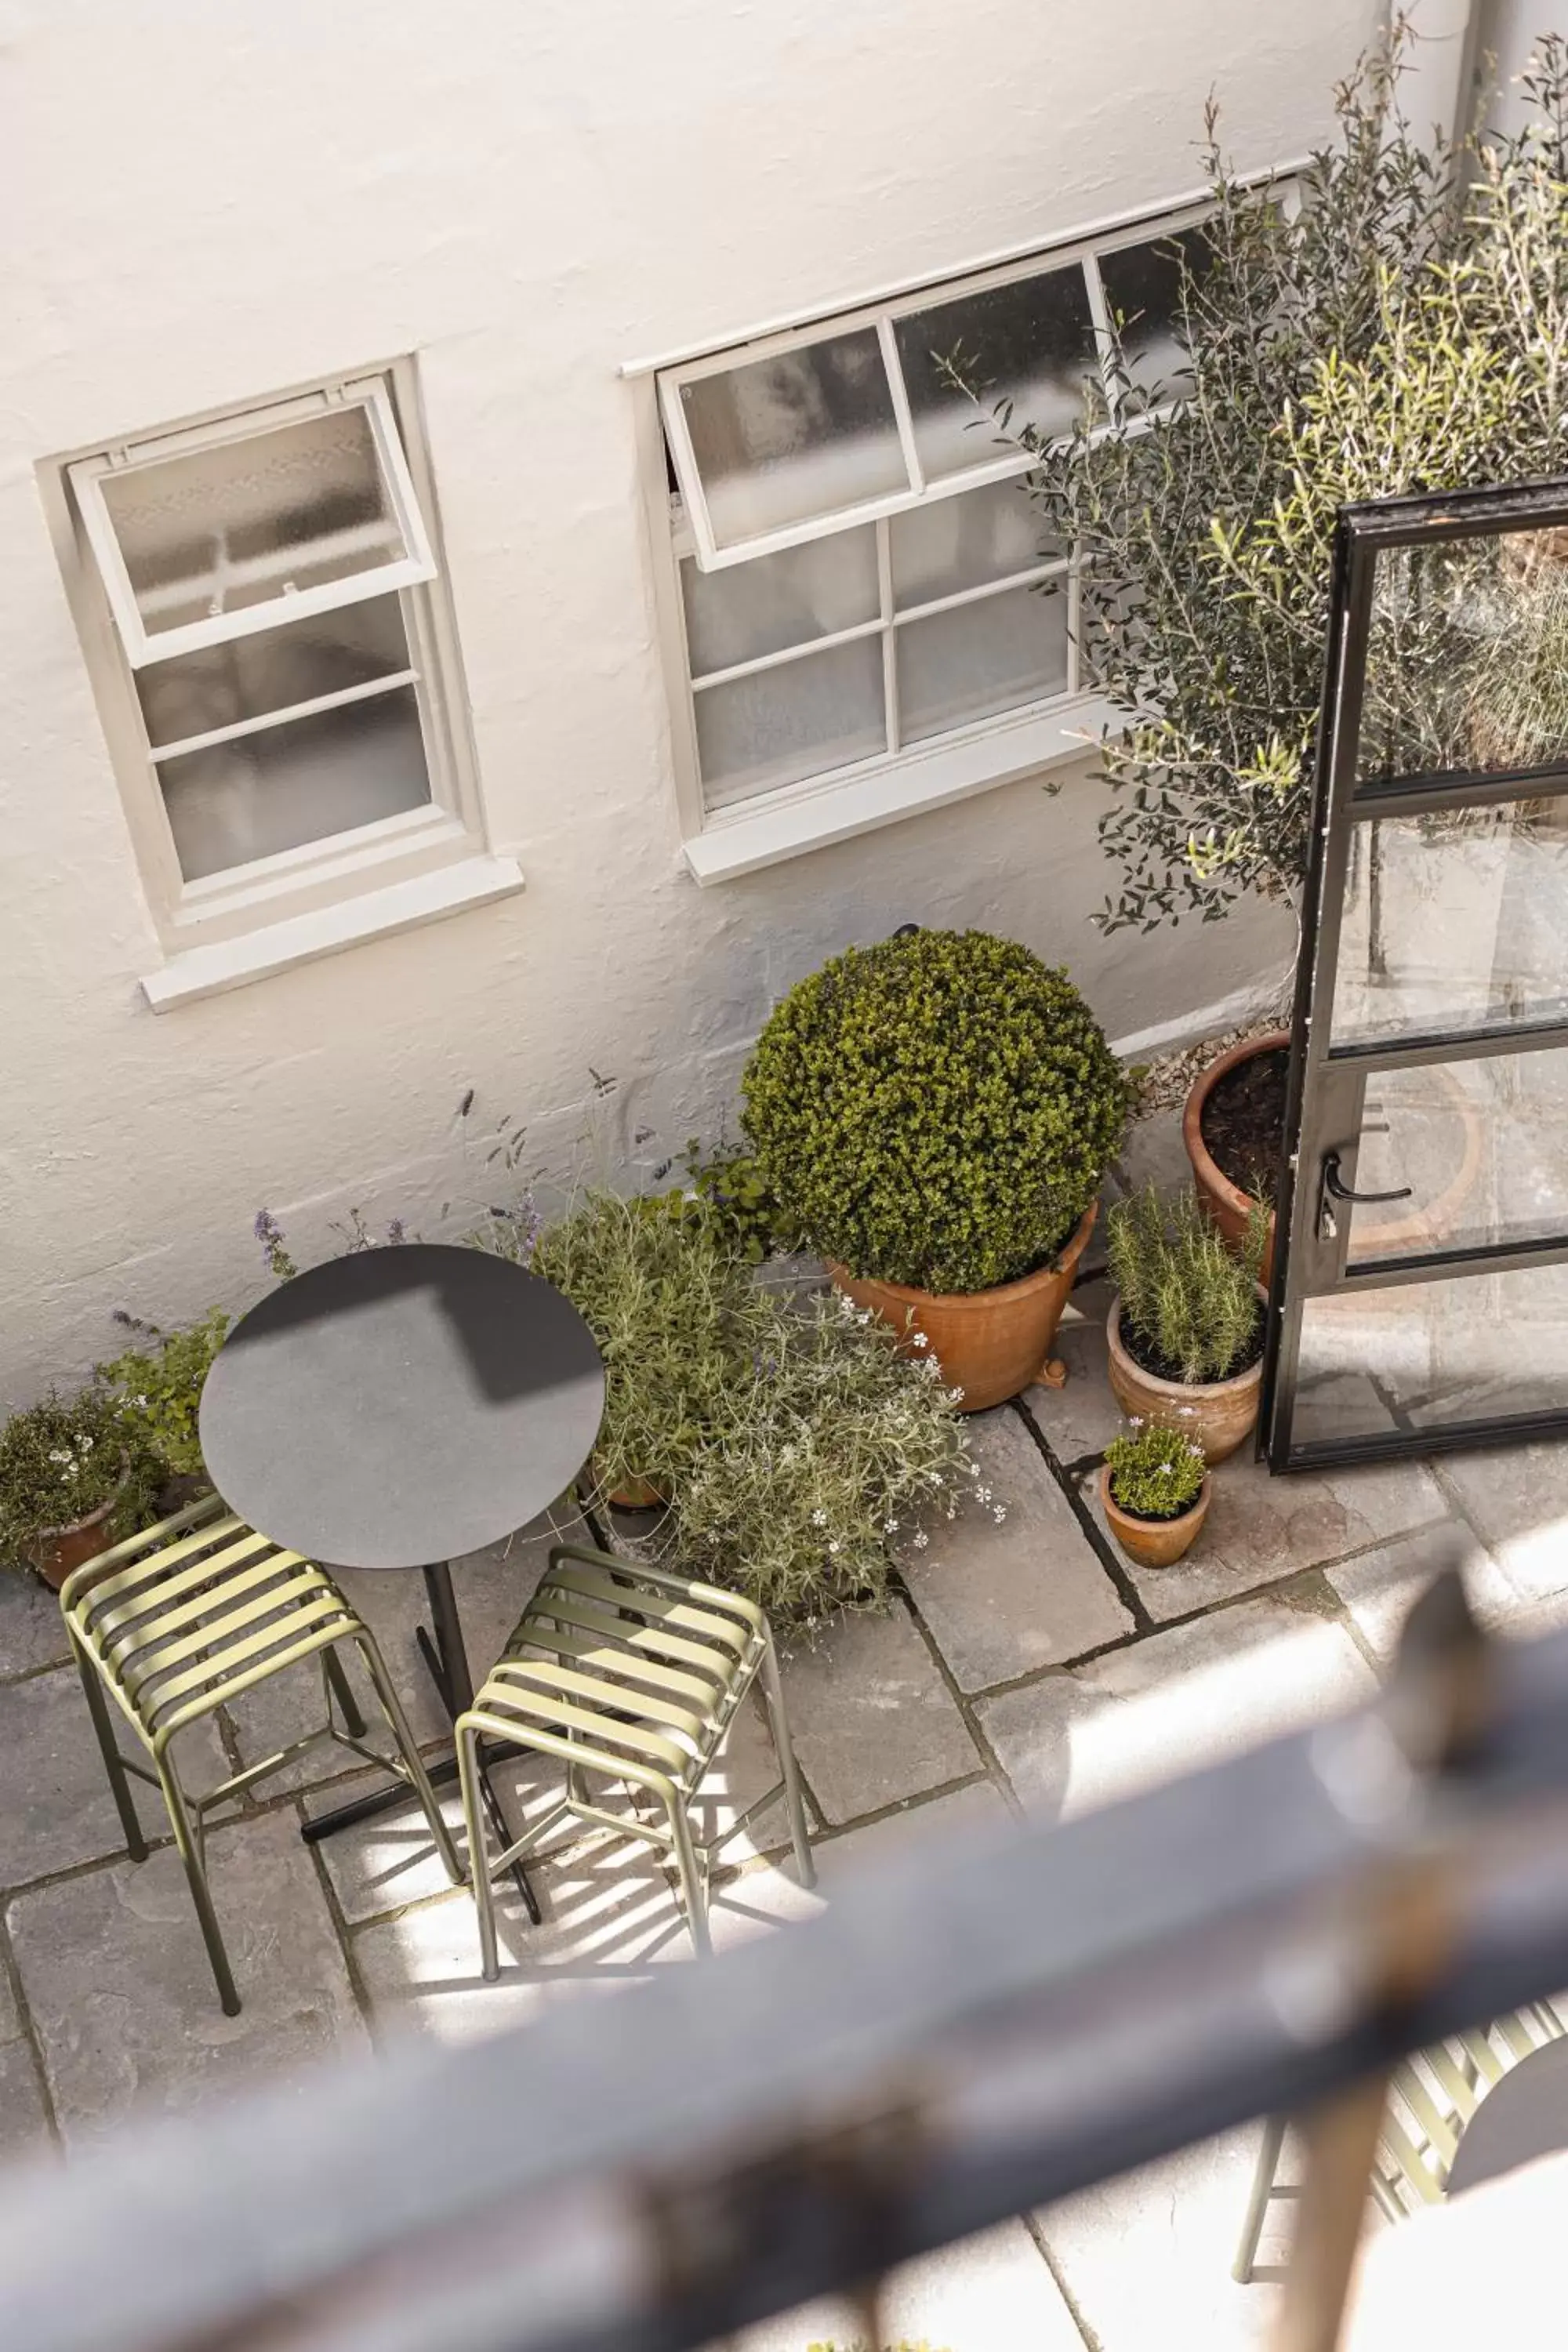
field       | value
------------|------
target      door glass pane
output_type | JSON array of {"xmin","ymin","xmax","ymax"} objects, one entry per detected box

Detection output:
[
  {"xmin": 1098, "ymin": 226, "xmax": 1210, "ymax": 400},
  {"xmin": 679, "ymin": 332, "xmax": 908, "ymax": 547},
  {"xmin": 1359, "ymin": 527, "xmax": 1568, "ymax": 784},
  {"xmin": 136, "ymin": 595, "xmax": 410, "ymax": 749},
  {"xmin": 893, "ymin": 264, "xmax": 1098, "ymax": 478},
  {"xmin": 680, "ymin": 528, "xmax": 879, "ymax": 677},
  {"xmin": 1330, "ymin": 800, "xmax": 1568, "ymax": 1046},
  {"xmin": 1293, "ymin": 1263, "xmax": 1568, "ymax": 1443},
  {"xmin": 158, "ymin": 687, "xmax": 430, "ymax": 880},
  {"xmin": 100, "ymin": 405, "xmax": 410, "ymax": 636},
  {"xmin": 1341, "ymin": 1048, "xmax": 1568, "ymax": 1264},
  {"xmin": 895, "ymin": 581, "xmax": 1068, "ymax": 743},
  {"xmin": 890, "ymin": 477, "xmax": 1054, "ymax": 609},
  {"xmin": 694, "ymin": 637, "xmax": 886, "ymax": 808}
]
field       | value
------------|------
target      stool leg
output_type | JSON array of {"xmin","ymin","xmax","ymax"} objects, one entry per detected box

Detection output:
[
  {"xmin": 154, "ymin": 1749, "xmax": 240, "ymax": 2018},
  {"xmin": 458, "ymin": 1722, "xmax": 501, "ymax": 1982},
  {"xmin": 758, "ymin": 1632, "xmax": 815, "ymax": 1890},
  {"xmin": 1233, "ymin": 2114, "xmax": 1287, "ymax": 2284},
  {"xmin": 666, "ymin": 1792, "xmax": 711, "ymax": 1958},
  {"xmin": 321, "ymin": 1649, "xmax": 368, "ymax": 1741},
  {"xmin": 70, "ymin": 1637, "xmax": 148, "ymax": 1864},
  {"xmin": 349, "ymin": 1633, "xmax": 463, "ymax": 1886}
]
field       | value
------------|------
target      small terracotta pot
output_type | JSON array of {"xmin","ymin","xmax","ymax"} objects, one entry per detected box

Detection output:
[
  {"xmin": 1183, "ymin": 1030, "xmax": 1287, "ymax": 1288},
  {"xmin": 828, "ymin": 1202, "xmax": 1098, "ymax": 1414},
  {"xmin": 1105, "ymin": 1290, "xmax": 1267, "ymax": 1465},
  {"xmin": 1100, "ymin": 1463, "xmax": 1210, "ymax": 1567},
  {"xmin": 24, "ymin": 1466, "xmax": 130, "ymax": 1593},
  {"xmin": 603, "ymin": 1472, "xmax": 669, "ymax": 1512}
]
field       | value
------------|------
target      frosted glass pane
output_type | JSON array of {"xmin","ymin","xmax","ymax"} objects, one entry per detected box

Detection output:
[
  {"xmin": 101, "ymin": 405, "xmax": 409, "ymax": 635},
  {"xmin": 895, "ymin": 264, "xmax": 1098, "ymax": 477},
  {"xmin": 1359, "ymin": 529, "xmax": 1568, "ymax": 784},
  {"xmin": 681, "ymin": 529, "xmax": 879, "ymax": 677},
  {"xmin": 896, "ymin": 583, "xmax": 1068, "ymax": 743},
  {"xmin": 1293, "ymin": 1263, "xmax": 1568, "ymax": 1443},
  {"xmin": 695, "ymin": 637, "xmax": 885, "ymax": 808},
  {"xmin": 158, "ymin": 687, "xmax": 430, "ymax": 880},
  {"xmin": 1099, "ymin": 227, "xmax": 1209, "ymax": 399},
  {"xmin": 890, "ymin": 478, "xmax": 1051, "ymax": 610},
  {"xmin": 136, "ymin": 595, "xmax": 410, "ymax": 749},
  {"xmin": 1331, "ymin": 801, "xmax": 1568, "ymax": 1047},
  {"xmin": 680, "ymin": 331, "xmax": 908, "ymax": 546}
]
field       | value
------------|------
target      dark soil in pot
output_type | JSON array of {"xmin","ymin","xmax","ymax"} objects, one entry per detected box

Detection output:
[
  {"xmin": 1199, "ymin": 1045, "xmax": 1288, "ymax": 1204},
  {"xmin": 1116, "ymin": 1304, "xmax": 1267, "ymax": 1387}
]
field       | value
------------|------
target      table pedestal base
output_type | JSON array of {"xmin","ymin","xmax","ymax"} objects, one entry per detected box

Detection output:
[{"xmin": 300, "ymin": 1561, "xmax": 542, "ymax": 1927}]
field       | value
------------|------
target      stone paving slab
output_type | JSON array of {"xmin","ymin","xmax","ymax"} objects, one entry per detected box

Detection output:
[
  {"xmin": 1023, "ymin": 1278, "xmax": 1126, "ymax": 1466},
  {"xmin": 0, "ymin": 1665, "xmax": 227, "ymax": 1890},
  {"xmin": 1437, "ymin": 1443, "xmax": 1568, "ymax": 1602},
  {"xmin": 0, "ymin": 1951, "xmax": 50, "ymax": 2163},
  {"xmin": 777, "ymin": 1600, "xmax": 980, "ymax": 1825},
  {"xmin": 726, "ymin": 2216, "xmax": 1084, "ymax": 2352},
  {"xmin": 1114, "ymin": 1109, "xmax": 1193, "ymax": 1200},
  {"xmin": 0, "ymin": 1573, "xmax": 72, "ymax": 1681},
  {"xmin": 900, "ymin": 1410, "xmax": 1132, "ymax": 1690},
  {"xmin": 977, "ymin": 1595, "xmax": 1378, "ymax": 1824},
  {"xmin": 8, "ymin": 1808, "xmax": 365, "ymax": 2146}
]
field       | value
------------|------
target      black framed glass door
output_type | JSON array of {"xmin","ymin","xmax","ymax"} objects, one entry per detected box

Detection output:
[{"xmin": 1264, "ymin": 477, "xmax": 1568, "ymax": 1468}]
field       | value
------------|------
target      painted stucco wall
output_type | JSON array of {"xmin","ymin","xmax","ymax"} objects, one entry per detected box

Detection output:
[{"xmin": 1, "ymin": 0, "xmax": 1392, "ymax": 1403}]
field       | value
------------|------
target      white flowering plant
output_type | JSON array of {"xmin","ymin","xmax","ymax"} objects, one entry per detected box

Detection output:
[
  {"xmin": 1104, "ymin": 1418, "xmax": 1207, "ymax": 1522},
  {"xmin": 0, "ymin": 1388, "xmax": 159, "ymax": 1566}
]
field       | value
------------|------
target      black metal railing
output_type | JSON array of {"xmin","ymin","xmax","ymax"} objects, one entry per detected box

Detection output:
[{"xmin": 5, "ymin": 1546, "xmax": 1568, "ymax": 2352}]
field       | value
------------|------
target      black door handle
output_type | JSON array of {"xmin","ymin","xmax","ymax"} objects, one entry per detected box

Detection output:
[{"xmin": 1323, "ymin": 1149, "xmax": 1412, "ymax": 1206}]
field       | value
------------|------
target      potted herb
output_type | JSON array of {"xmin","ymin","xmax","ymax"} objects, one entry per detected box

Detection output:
[
  {"xmin": 1105, "ymin": 1185, "xmax": 1268, "ymax": 1462},
  {"xmin": 1002, "ymin": 34, "xmax": 1568, "ymax": 1265},
  {"xmin": 1100, "ymin": 1420, "xmax": 1210, "ymax": 1568},
  {"xmin": 97, "ymin": 1306, "xmax": 230, "ymax": 1508},
  {"xmin": 742, "ymin": 929, "xmax": 1130, "ymax": 1410},
  {"xmin": 0, "ymin": 1389, "xmax": 158, "ymax": 1589}
]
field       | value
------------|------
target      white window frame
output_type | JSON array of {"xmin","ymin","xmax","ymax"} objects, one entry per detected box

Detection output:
[
  {"xmin": 68, "ymin": 379, "xmax": 437, "ymax": 668},
  {"xmin": 658, "ymin": 200, "xmax": 1214, "ymax": 574},
  {"xmin": 49, "ymin": 359, "xmax": 505, "ymax": 973}
]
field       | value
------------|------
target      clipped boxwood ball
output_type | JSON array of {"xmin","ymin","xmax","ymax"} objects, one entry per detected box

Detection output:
[{"xmin": 742, "ymin": 928, "xmax": 1130, "ymax": 1295}]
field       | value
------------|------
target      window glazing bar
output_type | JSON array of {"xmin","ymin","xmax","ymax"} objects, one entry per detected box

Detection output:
[
  {"xmin": 147, "ymin": 669, "xmax": 419, "ymax": 762},
  {"xmin": 1323, "ymin": 1016, "xmax": 1568, "ymax": 1073}
]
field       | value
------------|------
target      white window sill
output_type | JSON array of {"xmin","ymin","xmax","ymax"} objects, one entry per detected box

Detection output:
[
  {"xmin": 140, "ymin": 853, "xmax": 525, "ymax": 1011},
  {"xmin": 681, "ymin": 695, "xmax": 1119, "ymax": 884}
]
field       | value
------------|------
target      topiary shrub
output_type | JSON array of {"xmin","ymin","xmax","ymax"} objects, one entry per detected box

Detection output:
[{"xmin": 742, "ymin": 929, "xmax": 1130, "ymax": 1295}]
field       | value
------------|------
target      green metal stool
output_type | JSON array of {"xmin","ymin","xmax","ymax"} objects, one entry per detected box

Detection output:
[
  {"xmin": 456, "ymin": 1544, "xmax": 815, "ymax": 1976},
  {"xmin": 1232, "ymin": 1998, "xmax": 1566, "ymax": 2279},
  {"xmin": 61, "ymin": 1490, "xmax": 462, "ymax": 2016}
]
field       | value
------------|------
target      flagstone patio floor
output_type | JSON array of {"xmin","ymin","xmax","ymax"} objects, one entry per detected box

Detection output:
[{"xmin": 4, "ymin": 1109, "xmax": 1567, "ymax": 2351}]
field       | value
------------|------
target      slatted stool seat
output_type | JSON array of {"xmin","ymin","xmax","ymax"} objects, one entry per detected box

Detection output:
[
  {"xmin": 1233, "ymin": 1998, "xmax": 1567, "ymax": 2280},
  {"xmin": 61, "ymin": 1490, "xmax": 461, "ymax": 2015},
  {"xmin": 456, "ymin": 1544, "xmax": 815, "ymax": 1975}
]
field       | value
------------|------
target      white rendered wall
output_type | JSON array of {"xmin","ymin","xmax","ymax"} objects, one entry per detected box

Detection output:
[{"xmin": 0, "ymin": 0, "xmax": 1383, "ymax": 1403}]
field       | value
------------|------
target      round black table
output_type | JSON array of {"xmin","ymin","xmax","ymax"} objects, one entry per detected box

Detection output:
[
  {"xmin": 1447, "ymin": 2037, "xmax": 1568, "ymax": 2197},
  {"xmin": 200, "ymin": 1243, "xmax": 605, "ymax": 1920}
]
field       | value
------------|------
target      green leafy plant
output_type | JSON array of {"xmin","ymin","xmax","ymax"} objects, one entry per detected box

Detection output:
[
  {"xmin": 1104, "ymin": 1420, "xmax": 1207, "ymax": 1520},
  {"xmin": 670, "ymin": 1288, "xmax": 976, "ymax": 1624},
  {"xmin": 1106, "ymin": 1184, "xmax": 1267, "ymax": 1382},
  {"xmin": 742, "ymin": 929, "xmax": 1130, "ymax": 1294},
  {"xmin": 0, "ymin": 1388, "xmax": 158, "ymax": 1565},
  {"xmin": 996, "ymin": 27, "xmax": 1568, "ymax": 930},
  {"xmin": 681, "ymin": 1135, "xmax": 792, "ymax": 1264},
  {"xmin": 98, "ymin": 1307, "xmax": 230, "ymax": 1479}
]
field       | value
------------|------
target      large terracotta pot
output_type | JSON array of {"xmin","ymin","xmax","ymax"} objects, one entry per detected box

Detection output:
[
  {"xmin": 1183, "ymin": 1030, "xmax": 1288, "ymax": 1288},
  {"xmin": 1100, "ymin": 1463, "xmax": 1210, "ymax": 1568},
  {"xmin": 1105, "ymin": 1292, "xmax": 1266, "ymax": 1465},
  {"xmin": 828, "ymin": 1202, "xmax": 1098, "ymax": 1414},
  {"xmin": 24, "ymin": 1468, "xmax": 129, "ymax": 1593}
]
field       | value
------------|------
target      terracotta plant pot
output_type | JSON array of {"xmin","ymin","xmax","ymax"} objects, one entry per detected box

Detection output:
[
  {"xmin": 1100, "ymin": 1462, "xmax": 1210, "ymax": 1568},
  {"xmin": 828, "ymin": 1202, "xmax": 1098, "ymax": 1414},
  {"xmin": 1183, "ymin": 1029, "xmax": 1288, "ymax": 1288},
  {"xmin": 602, "ymin": 1472, "xmax": 668, "ymax": 1512},
  {"xmin": 24, "ymin": 1467, "xmax": 130, "ymax": 1593},
  {"xmin": 1105, "ymin": 1290, "xmax": 1267, "ymax": 1465}
]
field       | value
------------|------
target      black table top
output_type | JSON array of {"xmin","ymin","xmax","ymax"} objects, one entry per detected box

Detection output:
[
  {"xmin": 1447, "ymin": 2036, "xmax": 1568, "ymax": 2198},
  {"xmin": 200, "ymin": 1243, "xmax": 604, "ymax": 1570}
]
